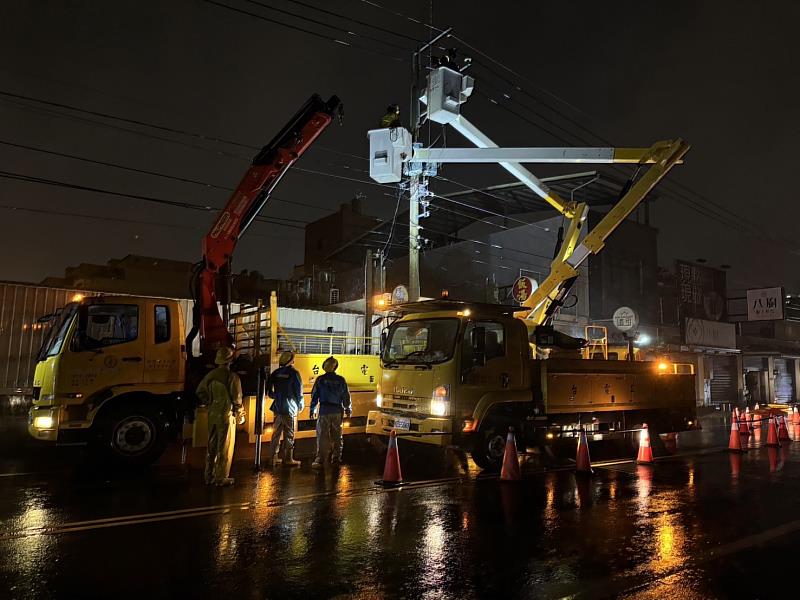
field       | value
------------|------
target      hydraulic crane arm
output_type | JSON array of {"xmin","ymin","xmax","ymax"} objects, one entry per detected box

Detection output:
[
  {"xmin": 515, "ymin": 138, "xmax": 691, "ymax": 328},
  {"xmin": 188, "ymin": 94, "xmax": 341, "ymax": 360}
]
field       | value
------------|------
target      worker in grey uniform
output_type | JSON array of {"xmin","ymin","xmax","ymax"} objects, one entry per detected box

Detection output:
[
  {"xmin": 310, "ymin": 356, "xmax": 351, "ymax": 469},
  {"xmin": 196, "ymin": 347, "xmax": 245, "ymax": 486},
  {"xmin": 266, "ymin": 351, "xmax": 304, "ymax": 466}
]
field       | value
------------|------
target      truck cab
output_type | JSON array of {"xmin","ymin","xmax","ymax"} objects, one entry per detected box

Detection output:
[
  {"xmin": 29, "ymin": 296, "xmax": 186, "ymax": 464},
  {"xmin": 367, "ymin": 301, "xmax": 533, "ymax": 463}
]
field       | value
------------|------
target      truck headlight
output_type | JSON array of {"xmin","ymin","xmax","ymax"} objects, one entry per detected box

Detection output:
[
  {"xmin": 34, "ymin": 415, "xmax": 55, "ymax": 430},
  {"xmin": 431, "ymin": 400, "xmax": 447, "ymax": 416},
  {"xmin": 431, "ymin": 384, "xmax": 450, "ymax": 416}
]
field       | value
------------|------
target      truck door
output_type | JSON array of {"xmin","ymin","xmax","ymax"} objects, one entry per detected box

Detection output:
[
  {"xmin": 144, "ymin": 300, "xmax": 183, "ymax": 385},
  {"xmin": 458, "ymin": 320, "xmax": 525, "ymax": 410},
  {"xmin": 56, "ymin": 302, "xmax": 145, "ymax": 399}
]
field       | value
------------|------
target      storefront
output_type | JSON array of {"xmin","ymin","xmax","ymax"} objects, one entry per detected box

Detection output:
[
  {"xmin": 671, "ymin": 318, "xmax": 741, "ymax": 407},
  {"xmin": 742, "ymin": 352, "xmax": 799, "ymax": 406}
]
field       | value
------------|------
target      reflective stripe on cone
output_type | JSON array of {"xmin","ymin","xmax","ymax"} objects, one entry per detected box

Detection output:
[
  {"xmin": 637, "ymin": 423, "xmax": 654, "ymax": 464},
  {"xmin": 500, "ymin": 427, "xmax": 521, "ymax": 482}
]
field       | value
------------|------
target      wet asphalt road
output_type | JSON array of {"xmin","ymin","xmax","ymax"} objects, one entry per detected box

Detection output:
[{"xmin": 2, "ymin": 412, "xmax": 800, "ymax": 599}]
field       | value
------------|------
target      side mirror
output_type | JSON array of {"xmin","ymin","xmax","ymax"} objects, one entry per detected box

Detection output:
[
  {"xmin": 471, "ymin": 326, "xmax": 486, "ymax": 367},
  {"xmin": 380, "ymin": 331, "xmax": 388, "ymax": 352}
]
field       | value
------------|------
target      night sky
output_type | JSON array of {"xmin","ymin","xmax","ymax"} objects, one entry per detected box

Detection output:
[{"xmin": 2, "ymin": 1, "xmax": 798, "ymax": 293}]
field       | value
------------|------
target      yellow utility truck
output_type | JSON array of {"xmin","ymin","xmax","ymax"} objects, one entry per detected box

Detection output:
[
  {"xmin": 27, "ymin": 92, "xmax": 380, "ymax": 464},
  {"xmin": 366, "ymin": 65, "xmax": 695, "ymax": 469},
  {"xmin": 367, "ymin": 299, "xmax": 695, "ymax": 469},
  {"xmin": 29, "ymin": 294, "xmax": 379, "ymax": 464}
]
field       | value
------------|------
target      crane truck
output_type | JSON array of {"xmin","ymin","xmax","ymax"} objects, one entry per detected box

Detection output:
[
  {"xmin": 365, "ymin": 66, "xmax": 696, "ymax": 469},
  {"xmin": 26, "ymin": 94, "xmax": 382, "ymax": 465}
]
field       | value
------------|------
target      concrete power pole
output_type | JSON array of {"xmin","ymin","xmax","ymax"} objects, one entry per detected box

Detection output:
[
  {"xmin": 408, "ymin": 175, "xmax": 420, "ymax": 301},
  {"xmin": 407, "ymin": 27, "xmax": 451, "ymax": 302}
]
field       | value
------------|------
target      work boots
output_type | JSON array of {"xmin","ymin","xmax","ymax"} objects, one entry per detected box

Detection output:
[{"xmin": 283, "ymin": 449, "xmax": 301, "ymax": 467}]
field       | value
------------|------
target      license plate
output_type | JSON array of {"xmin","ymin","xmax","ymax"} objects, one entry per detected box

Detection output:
[{"xmin": 393, "ymin": 417, "xmax": 410, "ymax": 431}]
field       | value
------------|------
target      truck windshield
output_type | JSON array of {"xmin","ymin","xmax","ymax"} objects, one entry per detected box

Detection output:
[
  {"xmin": 36, "ymin": 303, "xmax": 78, "ymax": 361},
  {"xmin": 383, "ymin": 318, "xmax": 460, "ymax": 365}
]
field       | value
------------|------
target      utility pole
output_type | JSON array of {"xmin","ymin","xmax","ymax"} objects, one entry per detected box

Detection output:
[
  {"xmin": 408, "ymin": 175, "xmax": 420, "ymax": 301},
  {"xmin": 407, "ymin": 27, "xmax": 451, "ymax": 302}
]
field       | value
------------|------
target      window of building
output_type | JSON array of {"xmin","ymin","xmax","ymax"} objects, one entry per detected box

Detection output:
[{"xmin": 155, "ymin": 305, "xmax": 170, "ymax": 343}]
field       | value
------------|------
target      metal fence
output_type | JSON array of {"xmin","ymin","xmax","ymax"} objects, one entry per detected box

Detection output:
[{"xmin": 0, "ymin": 283, "xmax": 84, "ymax": 395}]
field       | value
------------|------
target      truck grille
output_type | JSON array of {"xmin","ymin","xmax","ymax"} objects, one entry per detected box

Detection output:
[{"xmin": 386, "ymin": 395, "xmax": 427, "ymax": 412}]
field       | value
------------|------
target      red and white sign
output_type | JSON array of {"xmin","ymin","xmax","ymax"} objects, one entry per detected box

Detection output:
[{"xmin": 512, "ymin": 276, "xmax": 537, "ymax": 304}]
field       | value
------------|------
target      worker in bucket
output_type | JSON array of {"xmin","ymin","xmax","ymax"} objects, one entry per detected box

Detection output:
[
  {"xmin": 196, "ymin": 347, "xmax": 245, "ymax": 486},
  {"xmin": 379, "ymin": 104, "xmax": 401, "ymax": 128},
  {"xmin": 266, "ymin": 351, "xmax": 304, "ymax": 467},
  {"xmin": 310, "ymin": 356, "xmax": 352, "ymax": 469}
]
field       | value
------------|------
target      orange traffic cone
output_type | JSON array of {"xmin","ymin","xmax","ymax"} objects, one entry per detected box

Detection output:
[
  {"xmin": 727, "ymin": 412, "xmax": 744, "ymax": 453},
  {"xmin": 575, "ymin": 428, "xmax": 593, "ymax": 475},
  {"xmin": 766, "ymin": 415, "xmax": 781, "ymax": 447},
  {"xmin": 500, "ymin": 427, "xmax": 521, "ymax": 482},
  {"xmin": 793, "ymin": 406, "xmax": 800, "ymax": 426},
  {"xmin": 739, "ymin": 408, "xmax": 750, "ymax": 436},
  {"xmin": 378, "ymin": 429, "xmax": 403, "ymax": 486},
  {"xmin": 637, "ymin": 424, "xmax": 654, "ymax": 464},
  {"xmin": 752, "ymin": 409, "xmax": 762, "ymax": 441},
  {"xmin": 778, "ymin": 414, "xmax": 791, "ymax": 442},
  {"xmin": 794, "ymin": 422, "xmax": 800, "ymax": 443}
]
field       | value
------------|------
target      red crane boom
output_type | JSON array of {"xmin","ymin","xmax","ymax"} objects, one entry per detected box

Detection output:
[{"xmin": 187, "ymin": 94, "xmax": 341, "ymax": 362}]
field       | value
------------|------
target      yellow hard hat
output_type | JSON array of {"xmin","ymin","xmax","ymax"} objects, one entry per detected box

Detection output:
[
  {"xmin": 279, "ymin": 351, "xmax": 295, "ymax": 367},
  {"xmin": 322, "ymin": 356, "xmax": 338, "ymax": 373},
  {"xmin": 215, "ymin": 347, "xmax": 234, "ymax": 365}
]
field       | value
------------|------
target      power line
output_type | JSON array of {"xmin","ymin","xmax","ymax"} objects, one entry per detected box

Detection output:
[
  {"xmin": 0, "ymin": 204, "xmax": 198, "ymax": 231},
  {"xmin": 0, "ymin": 89, "xmax": 367, "ymax": 165},
  {"xmin": 0, "ymin": 96, "xmax": 251, "ymax": 161},
  {"xmin": 242, "ymin": 0, "xmax": 414, "ymax": 51},
  {"xmin": 462, "ymin": 49, "xmax": 782, "ymax": 245},
  {"xmin": 452, "ymin": 36, "xmax": 594, "ymax": 121},
  {"xmin": 0, "ymin": 170, "xmax": 308, "ymax": 230},
  {"xmin": 0, "ymin": 138, "xmax": 334, "ymax": 212},
  {"xmin": 0, "ymin": 138, "xmax": 233, "ymax": 192},
  {"xmin": 280, "ymin": 0, "xmax": 424, "ymax": 43},
  {"xmin": 201, "ymin": 0, "xmax": 407, "ymax": 62},
  {"xmin": 0, "ymin": 204, "xmax": 284, "ymax": 240},
  {"xmin": 0, "ymin": 89, "xmax": 256, "ymax": 151},
  {"xmin": 352, "ymin": 0, "xmax": 445, "ymax": 33},
  {"xmin": 472, "ymin": 78, "xmax": 775, "ymax": 241}
]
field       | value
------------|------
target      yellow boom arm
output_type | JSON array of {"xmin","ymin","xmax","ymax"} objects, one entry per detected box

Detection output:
[{"xmin": 515, "ymin": 138, "xmax": 691, "ymax": 329}]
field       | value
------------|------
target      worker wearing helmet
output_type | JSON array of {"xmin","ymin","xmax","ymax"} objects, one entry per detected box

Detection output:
[
  {"xmin": 310, "ymin": 356, "xmax": 351, "ymax": 469},
  {"xmin": 196, "ymin": 347, "xmax": 245, "ymax": 486},
  {"xmin": 379, "ymin": 104, "xmax": 401, "ymax": 128},
  {"xmin": 266, "ymin": 351, "xmax": 304, "ymax": 466}
]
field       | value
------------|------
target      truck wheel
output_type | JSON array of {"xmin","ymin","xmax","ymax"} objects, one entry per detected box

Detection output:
[
  {"xmin": 101, "ymin": 405, "xmax": 168, "ymax": 466},
  {"xmin": 470, "ymin": 424, "xmax": 510, "ymax": 471}
]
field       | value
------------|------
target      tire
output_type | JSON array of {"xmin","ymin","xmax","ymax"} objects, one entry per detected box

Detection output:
[
  {"xmin": 99, "ymin": 404, "xmax": 169, "ymax": 466},
  {"xmin": 470, "ymin": 423, "xmax": 511, "ymax": 471}
]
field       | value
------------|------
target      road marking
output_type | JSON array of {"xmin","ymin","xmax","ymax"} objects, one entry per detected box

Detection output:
[
  {"xmin": 0, "ymin": 474, "xmax": 474, "ymax": 539},
  {"xmin": 0, "ymin": 471, "xmax": 40, "ymax": 478}
]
